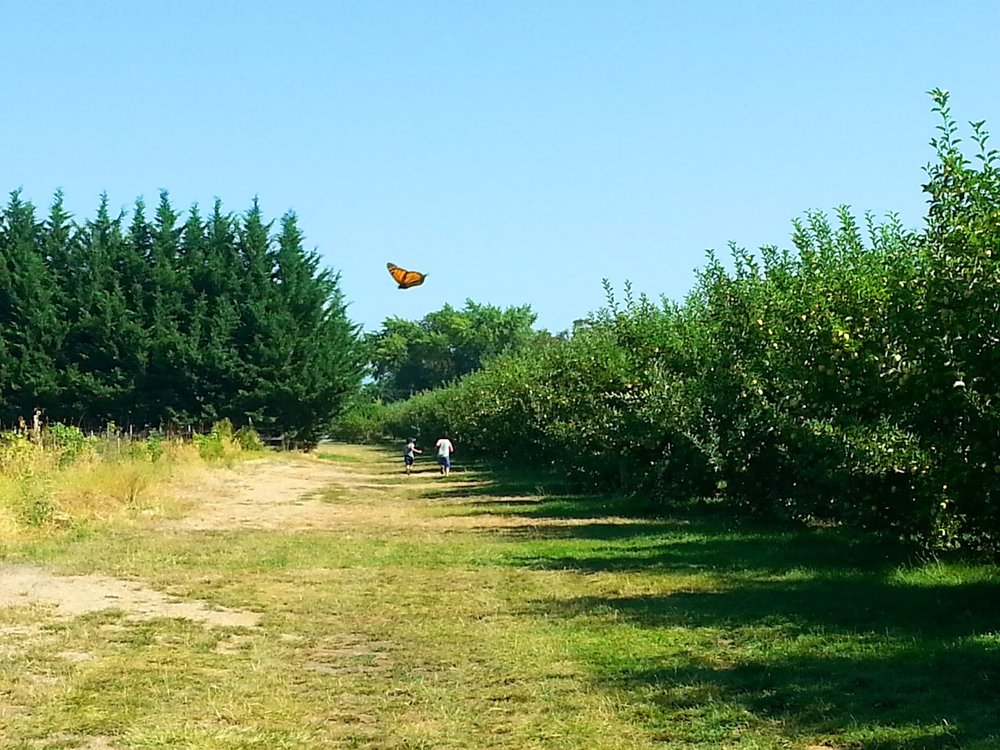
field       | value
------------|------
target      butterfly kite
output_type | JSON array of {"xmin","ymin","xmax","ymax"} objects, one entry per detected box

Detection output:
[{"xmin": 386, "ymin": 262, "xmax": 427, "ymax": 289}]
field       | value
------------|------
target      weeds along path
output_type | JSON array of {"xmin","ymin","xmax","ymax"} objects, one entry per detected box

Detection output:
[{"xmin": 0, "ymin": 445, "xmax": 663, "ymax": 750}]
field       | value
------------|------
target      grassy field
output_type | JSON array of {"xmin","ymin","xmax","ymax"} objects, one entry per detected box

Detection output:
[{"xmin": 1, "ymin": 444, "xmax": 998, "ymax": 749}]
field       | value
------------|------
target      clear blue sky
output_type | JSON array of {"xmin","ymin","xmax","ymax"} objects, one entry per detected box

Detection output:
[{"xmin": 4, "ymin": 1, "xmax": 1000, "ymax": 334}]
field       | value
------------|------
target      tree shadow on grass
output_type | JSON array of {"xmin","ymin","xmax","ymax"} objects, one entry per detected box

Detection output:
[
  {"xmin": 504, "ymin": 520, "xmax": 905, "ymax": 574},
  {"xmin": 421, "ymin": 475, "xmax": 559, "ymax": 501},
  {"xmin": 616, "ymin": 642, "xmax": 1000, "ymax": 750},
  {"xmin": 526, "ymin": 571, "xmax": 1000, "ymax": 748},
  {"xmin": 429, "ymin": 475, "xmax": 669, "ymax": 521},
  {"xmin": 435, "ymin": 465, "xmax": 909, "ymax": 572},
  {"xmin": 425, "ymin": 478, "xmax": 636, "ymax": 518},
  {"xmin": 532, "ymin": 575, "xmax": 1000, "ymax": 639}
]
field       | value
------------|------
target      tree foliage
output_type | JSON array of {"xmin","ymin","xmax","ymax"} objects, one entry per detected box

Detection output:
[
  {"xmin": 0, "ymin": 190, "xmax": 363, "ymax": 445},
  {"xmin": 365, "ymin": 300, "xmax": 542, "ymax": 399}
]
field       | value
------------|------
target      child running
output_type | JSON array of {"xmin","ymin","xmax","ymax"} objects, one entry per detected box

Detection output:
[
  {"xmin": 435, "ymin": 432, "xmax": 455, "ymax": 476},
  {"xmin": 403, "ymin": 437, "xmax": 422, "ymax": 475}
]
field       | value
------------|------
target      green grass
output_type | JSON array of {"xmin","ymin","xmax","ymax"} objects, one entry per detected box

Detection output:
[
  {"xmin": 315, "ymin": 449, "xmax": 367, "ymax": 463},
  {"xmin": 2, "ymin": 444, "xmax": 998, "ymax": 749}
]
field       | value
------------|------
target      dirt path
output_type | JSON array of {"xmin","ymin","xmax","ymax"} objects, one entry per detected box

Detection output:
[{"xmin": 162, "ymin": 456, "xmax": 361, "ymax": 531}]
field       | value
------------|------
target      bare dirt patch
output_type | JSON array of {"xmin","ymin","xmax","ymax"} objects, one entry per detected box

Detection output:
[
  {"xmin": 0, "ymin": 564, "xmax": 260, "ymax": 627},
  {"xmin": 162, "ymin": 457, "xmax": 360, "ymax": 531},
  {"xmin": 27, "ymin": 734, "xmax": 118, "ymax": 750},
  {"xmin": 304, "ymin": 632, "xmax": 394, "ymax": 676}
]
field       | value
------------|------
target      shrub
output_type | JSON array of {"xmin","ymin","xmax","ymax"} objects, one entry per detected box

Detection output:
[
  {"xmin": 329, "ymin": 400, "xmax": 393, "ymax": 443},
  {"xmin": 145, "ymin": 430, "xmax": 165, "ymax": 462},
  {"xmin": 234, "ymin": 426, "xmax": 265, "ymax": 452},
  {"xmin": 192, "ymin": 420, "xmax": 256, "ymax": 460},
  {"xmin": 193, "ymin": 431, "xmax": 225, "ymax": 460},
  {"xmin": 46, "ymin": 423, "xmax": 92, "ymax": 466}
]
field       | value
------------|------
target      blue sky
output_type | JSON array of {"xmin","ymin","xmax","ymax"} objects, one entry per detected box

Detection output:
[{"xmin": 4, "ymin": 1, "xmax": 1000, "ymax": 334}]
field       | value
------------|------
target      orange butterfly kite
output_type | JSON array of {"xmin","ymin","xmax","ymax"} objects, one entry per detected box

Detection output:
[{"xmin": 386, "ymin": 262, "xmax": 427, "ymax": 289}]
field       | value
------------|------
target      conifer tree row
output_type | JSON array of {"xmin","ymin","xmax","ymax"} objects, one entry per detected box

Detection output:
[{"xmin": 0, "ymin": 189, "xmax": 363, "ymax": 445}]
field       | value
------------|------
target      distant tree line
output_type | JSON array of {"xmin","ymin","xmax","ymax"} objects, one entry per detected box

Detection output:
[
  {"xmin": 364, "ymin": 301, "xmax": 551, "ymax": 400},
  {"xmin": 0, "ymin": 190, "xmax": 363, "ymax": 445},
  {"xmin": 330, "ymin": 301, "xmax": 553, "ymax": 442}
]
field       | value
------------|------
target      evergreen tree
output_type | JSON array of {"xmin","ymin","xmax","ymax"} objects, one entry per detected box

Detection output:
[
  {"xmin": 195, "ymin": 199, "xmax": 243, "ymax": 425},
  {"xmin": 265, "ymin": 211, "xmax": 363, "ymax": 445},
  {"xmin": 43, "ymin": 191, "xmax": 76, "ymax": 409},
  {"xmin": 233, "ymin": 197, "xmax": 277, "ymax": 429},
  {"xmin": 0, "ymin": 191, "xmax": 64, "ymax": 423},
  {"xmin": 62, "ymin": 195, "xmax": 144, "ymax": 425},
  {"xmin": 43, "ymin": 190, "xmax": 74, "ymax": 282},
  {"xmin": 175, "ymin": 203, "xmax": 211, "ymax": 424},
  {"xmin": 142, "ymin": 191, "xmax": 196, "ymax": 425}
]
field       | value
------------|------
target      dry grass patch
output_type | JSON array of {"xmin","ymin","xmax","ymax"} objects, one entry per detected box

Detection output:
[{"xmin": 0, "ymin": 441, "xmax": 213, "ymax": 542}]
